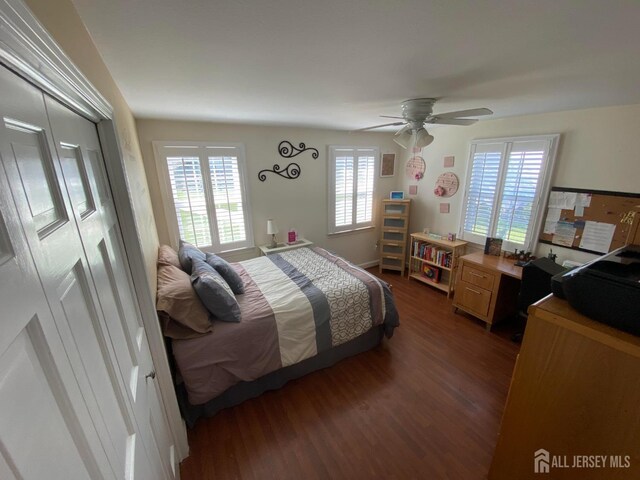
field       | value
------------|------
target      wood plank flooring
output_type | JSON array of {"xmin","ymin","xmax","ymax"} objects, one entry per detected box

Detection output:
[{"xmin": 180, "ymin": 268, "xmax": 520, "ymax": 479}]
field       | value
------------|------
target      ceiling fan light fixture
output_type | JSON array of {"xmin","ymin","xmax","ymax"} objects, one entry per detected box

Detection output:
[
  {"xmin": 415, "ymin": 128, "xmax": 434, "ymax": 148},
  {"xmin": 393, "ymin": 129, "xmax": 412, "ymax": 149}
]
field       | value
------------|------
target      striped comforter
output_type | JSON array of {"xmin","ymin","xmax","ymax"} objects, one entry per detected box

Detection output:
[{"xmin": 172, "ymin": 247, "xmax": 399, "ymax": 405}]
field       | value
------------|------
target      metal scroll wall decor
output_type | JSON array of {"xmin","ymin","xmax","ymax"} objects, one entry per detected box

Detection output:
[{"xmin": 258, "ymin": 140, "xmax": 319, "ymax": 181}]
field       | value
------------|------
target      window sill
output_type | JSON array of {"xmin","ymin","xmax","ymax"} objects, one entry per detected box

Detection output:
[{"xmin": 328, "ymin": 226, "xmax": 375, "ymax": 236}]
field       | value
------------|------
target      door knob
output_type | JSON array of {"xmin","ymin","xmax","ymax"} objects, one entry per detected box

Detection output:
[{"xmin": 145, "ymin": 370, "xmax": 156, "ymax": 380}]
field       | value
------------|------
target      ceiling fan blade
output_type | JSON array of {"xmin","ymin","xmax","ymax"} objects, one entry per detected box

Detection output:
[
  {"xmin": 428, "ymin": 118, "xmax": 478, "ymax": 126},
  {"xmin": 380, "ymin": 115, "xmax": 405, "ymax": 120},
  {"xmin": 435, "ymin": 108, "xmax": 493, "ymax": 119},
  {"xmin": 352, "ymin": 121, "xmax": 406, "ymax": 132}
]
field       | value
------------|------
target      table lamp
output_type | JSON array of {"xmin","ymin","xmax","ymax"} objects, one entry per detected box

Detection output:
[{"xmin": 267, "ymin": 219, "xmax": 278, "ymax": 248}]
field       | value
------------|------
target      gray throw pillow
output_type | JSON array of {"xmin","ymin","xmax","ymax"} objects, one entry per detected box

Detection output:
[
  {"xmin": 205, "ymin": 253, "xmax": 245, "ymax": 294},
  {"xmin": 190, "ymin": 258, "xmax": 241, "ymax": 323},
  {"xmin": 178, "ymin": 239, "xmax": 206, "ymax": 274}
]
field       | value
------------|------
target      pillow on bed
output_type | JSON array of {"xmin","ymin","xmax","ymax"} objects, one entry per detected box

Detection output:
[
  {"xmin": 156, "ymin": 264, "xmax": 212, "ymax": 338},
  {"xmin": 191, "ymin": 258, "xmax": 241, "ymax": 323},
  {"xmin": 157, "ymin": 311, "xmax": 209, "ymax": 340},
  {"xmin": 157, "ymin": 245, "xmax": 181, "ymax": 268},
  {"xmin": 178, "ymin": 240, "xmax": 206, "ymax": 274},
  {"xmin": 205, "ymin": 253, "xmax": 245, "ymax": 294}
]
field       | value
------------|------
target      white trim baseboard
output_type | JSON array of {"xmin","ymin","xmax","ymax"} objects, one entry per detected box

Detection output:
[{"xmin": 358, "ymin": 259, "xmax": 380, "ymax": 269}]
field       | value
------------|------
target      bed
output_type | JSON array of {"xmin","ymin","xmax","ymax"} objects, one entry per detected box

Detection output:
[{"xmin": 164, "ymin": 246, "xmax": 399, "ymax": 427}]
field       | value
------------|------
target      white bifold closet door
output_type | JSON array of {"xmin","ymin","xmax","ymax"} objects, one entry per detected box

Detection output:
[{"xmin": 0, "ymin": 65, "xmax": 174, "ymax": 479}]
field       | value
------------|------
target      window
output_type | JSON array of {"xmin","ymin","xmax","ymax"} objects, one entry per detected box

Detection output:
[
  {"xmin": 460, "ymin": 135, "xmax": 559, "ymax": 252},
  {"xmin": 154, "ymin": 142, "xmax": 253, "ymax": 251},
  {"xmin": 328, "ymin": 146, "xmax": 378, "ymax": 234}
]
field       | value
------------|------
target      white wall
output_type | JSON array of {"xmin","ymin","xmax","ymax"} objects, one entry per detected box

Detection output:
[
  {"xmin": 397, "ymin": 103, "xmax": 640, "ymax": 266},
  {"xmin": 136, "ymin": 119, "xmax": 401, "ymax": 266}
]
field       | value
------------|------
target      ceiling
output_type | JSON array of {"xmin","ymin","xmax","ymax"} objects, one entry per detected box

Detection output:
[{"xmin": 71, "ymin": 0, "xmax": 640, "ymax": 131}]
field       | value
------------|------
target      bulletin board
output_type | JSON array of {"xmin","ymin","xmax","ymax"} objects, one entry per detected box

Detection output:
[{"xmin": 538, "ymin": 187, "xmax": 640, "ymax": 255}]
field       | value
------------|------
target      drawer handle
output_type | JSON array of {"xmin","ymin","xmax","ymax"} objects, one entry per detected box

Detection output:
[
  {"xmin": 470, "ymin": 272, "xmax": 486, "ymax": 278},
  {"xmin": 466, "ymin": 287, "xmax": 482, "ymax": 295}
]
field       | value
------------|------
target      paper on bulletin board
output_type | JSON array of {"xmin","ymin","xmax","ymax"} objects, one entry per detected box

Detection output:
[
  {"xmin": 543, "ymin": 207, "xmax": 562, "ymax": 234},
  {"xmin": 549, "ymin": 191, "xmax": 578, "ymax": 209},
  {"xmin": 552, "ymin": 221, "xmax": 577, "ymax": 247},
  {"xmin": 576, "ymin": 193, "xmax": 592, "ymax": 208},
  {"xmin": 579, "ymin": 221, "xmax": 616, "ymax": 253}
]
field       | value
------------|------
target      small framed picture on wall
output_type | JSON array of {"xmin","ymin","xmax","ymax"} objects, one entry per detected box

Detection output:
[
  {"xmin": 380, "ymin": 153, "xmax": 396, "ymax": 177},
  {"xmin": 390, "ymin": 191, "xmax": 405, "ymax": 200}
]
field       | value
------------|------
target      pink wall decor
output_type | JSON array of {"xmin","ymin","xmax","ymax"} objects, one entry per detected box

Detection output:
[
  {"xmin": 444, "ymin": 155, "xmax": 455, "ymax": 168},
  {"xmin": 434, "ymin": 172, "xmax": 459, "ymax": 197},
  {"xmin": 440, "ymin": 203, "xmax": 450, "ymax": 214},
  {"xmin": 409, "ymin": 185, "xmax": 418, "ymax": 195},
  {"xmin": 405, "ymin": 156, "xmax": 426, "ymax": 181}
]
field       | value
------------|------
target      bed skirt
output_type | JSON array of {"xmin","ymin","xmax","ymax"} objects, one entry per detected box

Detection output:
[{"xmin": 175, "ymin": 324, "xmax": 386, "ymax": 428}]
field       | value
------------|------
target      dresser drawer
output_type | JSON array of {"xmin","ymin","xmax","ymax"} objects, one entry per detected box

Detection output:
[
  {"xmin": 456, "ymin": 280, "xmax": 492, "ymax": 317},
  {"xmin": 462, "ymin": 264, "xmax": 495, "ymax": 290}
]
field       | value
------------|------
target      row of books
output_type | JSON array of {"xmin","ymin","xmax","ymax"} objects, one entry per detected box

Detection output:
[{"xmin": 413, "ymin": 241, "xmax": 453, "ymax": 268}]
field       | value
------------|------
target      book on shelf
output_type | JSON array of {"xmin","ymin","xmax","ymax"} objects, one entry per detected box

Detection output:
[
  {"xmin": 412, "ymin": 241, "xmax": 454, "ymax": 268},
  {"xmin": 422, "ymin": 264, "xmax": 441, "ymax": 283}
]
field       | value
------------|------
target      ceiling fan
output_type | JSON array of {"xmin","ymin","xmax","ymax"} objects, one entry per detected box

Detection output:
[{"xmin": 356, "ymin": 98, "xmax": 493, "ymax": 149}]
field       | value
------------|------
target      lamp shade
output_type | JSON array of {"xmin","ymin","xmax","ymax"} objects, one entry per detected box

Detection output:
[
  {"xmin": 415, "ymin": 128, "xmax": 434, "ymax": 148},
  {"xmin": 393, "ymin": 130, "xmax": 412, "ymax": 149},
  {"xmin": 266, "ymin": 219, "xmax": 278, "ymax": 235}
]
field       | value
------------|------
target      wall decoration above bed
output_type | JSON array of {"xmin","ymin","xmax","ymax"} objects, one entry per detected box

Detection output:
[
  {"xmin": 278, "ymin": 140, "xmax": 319, "ymax": 159},
  {"xmin": 258, "ymin": 163, "xmax": 301, "ymax": 181},
  {"xmin": 258, "ymin": 140, "xmax": 319, "ymax": 181}
]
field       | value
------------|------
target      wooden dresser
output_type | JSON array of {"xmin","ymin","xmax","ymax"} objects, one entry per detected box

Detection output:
[
  {"xmin": 489, "ymin": 295, "xmax": 640, "ymax": 479},
  {"xmin": 452, "ymin": 252, "xmax": 522, "ymax": 331}
]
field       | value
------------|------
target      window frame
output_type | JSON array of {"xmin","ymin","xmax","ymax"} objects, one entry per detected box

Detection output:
[
  {"xmin": 153, "ymin": 140, "xmax": 254, "ymax": 251},
  {"xmin": 458, "ymin": 134, "xmax": 560, "ymax": 252},
  {"xmin": 328, "ymin": 145, "xmax": 379, "ymax": 235}
]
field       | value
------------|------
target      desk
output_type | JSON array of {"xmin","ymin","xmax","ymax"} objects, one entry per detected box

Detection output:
[
  {"xmin": 452, "ymin": 252, "xmax": 522, "ymax": 331},
  {"xmin": 489, "ymin": 295, "xmax": 640, "ymax": 479},
  {"xmin": 258, "ymin": 238, "xmax": 313, "ymax": 255}
]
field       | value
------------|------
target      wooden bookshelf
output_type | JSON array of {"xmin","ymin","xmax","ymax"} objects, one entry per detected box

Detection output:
[
  {"xmin": 408, "ymin": 232, "xmax": 467, "ymax": 298},
  {"xmin": 379, "ymin": 199, "xmax": 411, "ymax": 275}
]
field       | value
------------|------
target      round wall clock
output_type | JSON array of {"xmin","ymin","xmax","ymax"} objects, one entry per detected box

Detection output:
[
  {"xmin": 434, "ymin": 172, "xmax": 459, "ymax": 197},
  {"xmin": 405, "ymin": 156, "xmax": 426, "ymax": 181}
]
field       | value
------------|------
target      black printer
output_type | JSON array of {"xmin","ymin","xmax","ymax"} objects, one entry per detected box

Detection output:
[{"xmin": 552, "ymin": 244, "xmax": 640, "ymax": 336}]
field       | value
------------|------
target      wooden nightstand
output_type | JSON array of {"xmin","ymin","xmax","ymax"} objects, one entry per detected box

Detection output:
[{"xmin": 258, "ymin": 238, "xmax": 313, "ymax": 255}]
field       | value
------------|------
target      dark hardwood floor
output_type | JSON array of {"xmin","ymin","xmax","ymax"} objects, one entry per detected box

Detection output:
[{"xmin": 180, "ymin": 268, "xmax": 520, "ymax": 479}]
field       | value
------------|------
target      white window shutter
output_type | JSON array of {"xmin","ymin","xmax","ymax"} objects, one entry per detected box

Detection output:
[
  {"xmin": 166, "ymin": 155, "xmax": 212, "ymax": 247},
  {"xmin": 460, "ymin": 135, "xmax": 559, "ymax": 252},
  {"xmin": 334, "ymin": 151, "xmax": 354, "ymax": 227},
  {"xmin": 207, "ymin": 150, "xmax": 247, "ymax": 245},
  {"xmin": 329, "ymin": 146, "xmax": 378, "ymax": 233},
  {"xmin": 462, "ymin": 143, "xmax": 503, "ymax": 243},
  {"xmin": 156, "ymin": 142, "xmax": 253, "ymax": 251},
  {"xmin": 495, "ymin": 140, "xmax": 547, "ymax": 248},
  {"xmin": 356, "ymin": 152, "xmax": 375, "ymax": 224}
]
